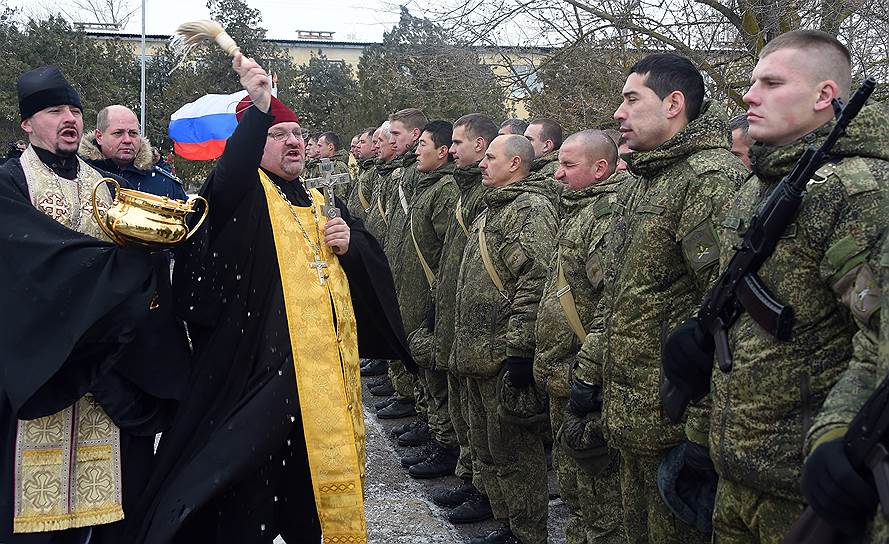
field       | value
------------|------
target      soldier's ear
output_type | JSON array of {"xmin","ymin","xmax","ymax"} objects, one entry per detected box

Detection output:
[
  {"xmin": 664, "ymin": 90, "xmax": 686, "ymax": 120},
  {"xmin": 94, "ymin": 129, "xmax": 103, "ymax": 146},
  {"xmin": 475, "ymin": 137, "xmax": 485, "ymax": 153}
]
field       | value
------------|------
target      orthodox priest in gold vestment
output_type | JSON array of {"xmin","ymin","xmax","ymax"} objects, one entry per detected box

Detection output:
[{"xmin": 125, "ymin": 55, "xmax": 414, "ymax": 543}]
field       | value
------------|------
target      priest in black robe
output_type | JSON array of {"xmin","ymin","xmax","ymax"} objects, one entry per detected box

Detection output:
[
  {"xmin": 0, "ymin": 67, "xmax": 190, "ymax": 543},
  {"xmin": 125, "ymin": 54, "xmax": 414, "ymax": 544}
]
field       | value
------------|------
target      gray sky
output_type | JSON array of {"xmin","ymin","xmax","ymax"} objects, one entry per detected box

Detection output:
[{"xmin": 13, "ymin": 0, "xmax": 410, "ymax": 42}]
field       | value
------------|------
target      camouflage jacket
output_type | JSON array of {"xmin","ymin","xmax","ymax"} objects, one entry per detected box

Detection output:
[
  {"xmin": 346, "ymin": 159, "xmax": 376, "ymax": 221},
  {"xmin": 433, "ymin": 163, "xmax": 488, "ymax": 372},
  {"xmin": 304, "ymin": 157, "xmax": 319, "ymax": 179},
  {"xmin": 382, "ymin": 143, "xmax": 421, "ymax": 271},
  {"xmin": 531, "ymin": 149, "xmax": 561, "ymax": 178},
  {"xmin": 453, "ymin": 175, "xmax": 559, "ymax": 378},
  {"xmin": 392, "ymin": 163, "xmax": 458, "ymax": 353},
  {"xmin": 709, "ymin": 103, "xmax": 889, "ymax": 501},
  {"xmin": 328, "ymin": 149, "xmax": 353, "ymax": 201},
  {"xmin": 573, "ymin": 101, "xmax": 746, "ymax": 454},
  {"xmin": 533, "ymin": 171, "xmax": 630, "ymax": 398},
  {"xmin": 363, "ymin": 159, "xmax": 399, "ymax": 247}
]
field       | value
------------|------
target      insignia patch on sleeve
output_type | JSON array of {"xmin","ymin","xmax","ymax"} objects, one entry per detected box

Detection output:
[{"xmin": 681, "ymin": 222, "xmax": 720, "ymax": 273}]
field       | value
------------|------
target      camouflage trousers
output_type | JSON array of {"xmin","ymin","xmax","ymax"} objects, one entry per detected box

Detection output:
[
  {"xmin": 467, "ymin": 374, "xmax": 548, "ymax": 544},
  {"xmin": 712, "ymin": 478, "xmax": 804, "ymax": 544},
  {"xmin": 550, "ymin": 395, "xmax": 624, "ymax": 544},
  {"xmin": 388, "ymin": 359, "xmax": 417, "ymax": 403},
  {"xmin": 448, "ymin": 371, "xmax": 474, "ymax": 481},
  {"xmin": 421, "ymin": 367, "xmax": 456, "ymax": 447},
  {"xmin": 619, "ymin": 448, "xmax": 706, "ymax": 544}
]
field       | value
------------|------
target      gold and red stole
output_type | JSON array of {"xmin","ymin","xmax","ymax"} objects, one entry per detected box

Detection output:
[
  {"xmin": 259, "ymin": 170, "xmax": 367, "ymax": 542},
  {"xmin": 14, "ymin": 146, "xmax": 124, "ymax": 533}
]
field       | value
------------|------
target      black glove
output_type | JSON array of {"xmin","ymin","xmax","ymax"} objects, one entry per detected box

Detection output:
[
  {"xmin": 568, "ymin": 379, "xmax": 601, "ymax": 416},
  {"xmin": 802, "ymin": 439, "xmax": 878, "ymax": 534},
  {"xmin": 504, "ymin": 356, "xmax": 533, "ymax": 388},
  {"xmin": 661, "ymin": 318, "xmax": 714, "ymax": 423}
]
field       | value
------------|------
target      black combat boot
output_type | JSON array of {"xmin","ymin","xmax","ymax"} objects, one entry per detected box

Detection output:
[
  {"xmin": 373, "ymin": 397, "xmax": 395, "ymax": 411},
  {"xmin": 431, "ymin": 479, "xmax": 475, "ymax": 507},
  {"xmin": 390, "ymin": 418, "xmax": 422, "ymax": 438},
  {"xmin": 447, "ymin": 490, "xmax": 493, "ymax": 524},
  {"xmin": 400, "ymin": 443, "xmax": 433, "ymax": 468},
  {"xmin": 366, "ymin": 374, "xmax": 389, "ymax": 388},
  {"xmin": 469, "ymin": 527, "xmax": 518, "ymax": 544},
  {"xmin": 376, "ymin": 399, "xmax": 417, "ymax": 419},
  {"xmin": 369, "ymin": 380, "xmax": 395, "ymax": 397},
  {"xmin": 360, "ymin": 359, "xmax": 388, "ymax": 377},
  {"xmin": 397, "ymin": 420, "xmax": 430, "ymax": 446},
  {"xmin": 409, "ymin": 442, "xmax": 458, "ymax": 479}
]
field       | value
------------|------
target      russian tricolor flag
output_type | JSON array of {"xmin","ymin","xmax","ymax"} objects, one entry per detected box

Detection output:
[{"xmin": 168, "ymin": 90, "xmax": 248, "ymax": 161}]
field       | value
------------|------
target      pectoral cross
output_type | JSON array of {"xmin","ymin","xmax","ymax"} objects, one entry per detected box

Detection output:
[
  {"xmin": 304, "ymin": 158, "xmax": 351, "ymax": 219},
  {"xmin": 309, "ymin": 254, "xmax": 329, "ymax": 285}
]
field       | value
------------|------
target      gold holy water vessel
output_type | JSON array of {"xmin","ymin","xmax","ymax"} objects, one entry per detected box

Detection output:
[{"xmin": 91, "ymin": 178, "xmax": 209, "ymax": 248}]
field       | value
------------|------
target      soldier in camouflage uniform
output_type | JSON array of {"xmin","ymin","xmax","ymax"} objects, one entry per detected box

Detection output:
[
  {"xmin": 364, "ymin": 123, "xmax": 398, "ymax": 246},
  {"xmin": 524, "ymin": 118, "xmax": 563, "ymax": 179},
  {"xmin": 804, "ymin": 216, "xmax": 889, "ymax": 544},
  {"xmin": 391, "ymin": 121, "xmax": 461, "ymax": 477},
  {"xmin": 660, "ymin": 31, "xmax": 889, "ymax": 544},
  {"xmin": 429, "ymin": 114, "xmax": 499, "ymax": 523},
  {"xmin": 315, "ymin": 131, "xmax": 353, "ymax": 201},
  {"xmin": 571, "ymin": 53, "xmax": 745, "ymax": 544},
  {"xmin": 304, "ymin": 133, "xmax": 320, "ymax": 179},
  {"xmin": 499, "ymin": 118, "xmax": 529, "ymax": 136},
  {"xmin": 454, "ymin": 134, "xmax": 559, "ymax": 544},
  {"xmin": 534, "ymin": 130, "xmax": 629, "ymax": 544},
  {"xmin": 377, "ymin": 108, "xmax": 430, "ymax": 420},
  {"xmin": 346, "ymin": 127, "xmax": 377, "ymax": 221}
]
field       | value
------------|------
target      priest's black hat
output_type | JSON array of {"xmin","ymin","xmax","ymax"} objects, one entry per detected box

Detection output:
[{"xmin": 17, "ymin": 66, "xmax": 82, "ymax": 120}]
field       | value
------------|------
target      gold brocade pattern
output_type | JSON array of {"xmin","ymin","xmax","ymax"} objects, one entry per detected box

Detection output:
[
  {"xmin": 259, "ymin": 171, "xmax": 367, "ymax": 542},
  {"xmin": 14, "ymin": 396, "xmax": 123, "ymax": 533},
  {"xmin": 14, "ymin": 147, "xmax": 123, "ymax": 534}
]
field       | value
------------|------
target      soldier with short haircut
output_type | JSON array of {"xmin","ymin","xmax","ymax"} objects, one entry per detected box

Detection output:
[
  {"xmin": 430, "ymin": 113, "xmax": 499, "ymax": 523},
  {"xmin": 499, "ymin": 118, "xmax": 529, "ymax": 136},
  {"xmin": 661, "ymin": 30, "xmax": 889, "ymax": 543},
  {"xmin": 359, "ymin": 122, "xmax": 400, "ymax": 380},
  {"xmin": 391, "ymin": 120, "xmax": 461, "ymax": 479},
  {"xmin": 455, "ymin": 134, "xmax": 559, "ymax": 544},
  {"xmin": 304, "ymin": 132, "xmax": 320, "ymax": 178},
  {"xmin": 571, "ymin": 52, "xmax": 746, "ymax": 544},
  {"xmin": 376, "ymin": 108, "xmax": 430, "ymax": 420},
  {"xmin": 315, "ymin": 131, "xmax": 353, "ymax": 200},
  {"xmin": 346, "ymin": 127, "xmax": 378, "ymax": 222},
  {"xmin": 524, "ymin": 118, "xmax": 563, "ymax": 178},
  {"xmin": 536, "ymin": 129, "xmax": 629, "ymax": 544},
  {"xmin": 729, "ymin": 114, "xmax": 754, "ymax": 170}
]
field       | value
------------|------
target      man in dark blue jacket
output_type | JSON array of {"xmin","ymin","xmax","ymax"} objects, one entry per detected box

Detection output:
[{"xmin": 80, "ymin": 105, "xmax": 186, "ymax": 200}]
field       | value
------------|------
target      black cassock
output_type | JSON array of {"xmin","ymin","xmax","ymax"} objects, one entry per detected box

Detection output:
[
  {"xmin": 125, "ymin": 107, "xmax": 414, "ymax": 543},
  {"xmin": 0, "ymin": 152, "xmax": 190, "ymax": 544}
]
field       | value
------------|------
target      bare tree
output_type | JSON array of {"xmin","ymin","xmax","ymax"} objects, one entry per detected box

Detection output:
[{"xmin": 421, "ymin": 0, "xmax": 888, "ymax": 117}]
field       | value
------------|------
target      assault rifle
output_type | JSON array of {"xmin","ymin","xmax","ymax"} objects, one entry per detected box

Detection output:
[
  {"xmin": 783, "ymin": 369, "xmax": 889, "ymax": 543},
  {"xmin": 661, "ymin": 77, "xmax": 876, "ymax": 424}
]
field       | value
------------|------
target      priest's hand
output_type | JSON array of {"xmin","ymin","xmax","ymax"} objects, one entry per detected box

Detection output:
[
  {"xmin": 232, "ymin": 52, "xmax": 271, "ymax": 114},
  {"xmin": 324, "ymin": 217, "xmax": 350, "ymax": 255}
]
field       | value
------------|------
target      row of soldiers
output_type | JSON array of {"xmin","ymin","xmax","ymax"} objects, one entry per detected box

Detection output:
[{"xmin": 331, "ymin": 28, "xmax": 886, "ymax": 544}]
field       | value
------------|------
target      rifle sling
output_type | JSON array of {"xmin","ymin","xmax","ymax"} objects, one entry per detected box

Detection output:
[
  {"xmin": 478, "ymin": 212, "xmax": 508, "ymax": 299},
  {"xmin": 555, "ymin": 247, "xmax": 588, "ymax": 343},
  {"xmin": 410, "ymin": 212, "xmax": 436, "ymax": 290}
]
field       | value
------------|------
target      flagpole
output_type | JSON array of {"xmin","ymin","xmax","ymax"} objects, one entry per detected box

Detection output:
[{"xmin": 140, "ymin": 0, "xmax": 146, "ymax": 135}]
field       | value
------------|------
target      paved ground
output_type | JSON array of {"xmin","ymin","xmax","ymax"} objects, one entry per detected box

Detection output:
[
  {"xmin": 358, "ymin": 374, "xmax": 568, "ymax": 544},
  {"xmin": 272, "ymin": 373, "xmax": 567, "ymax": 543}
]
